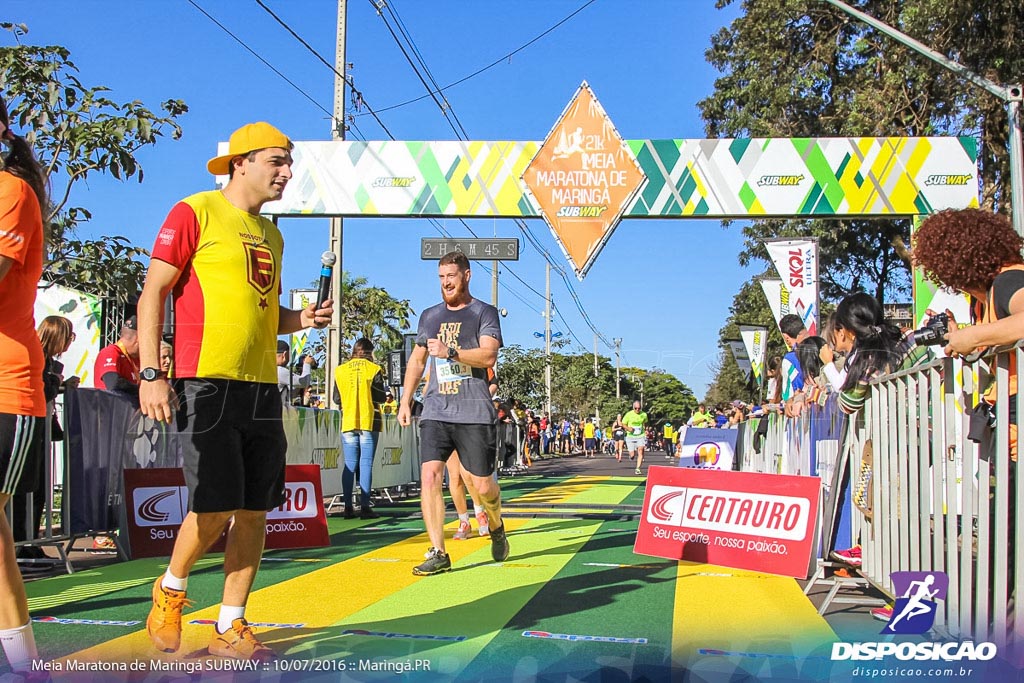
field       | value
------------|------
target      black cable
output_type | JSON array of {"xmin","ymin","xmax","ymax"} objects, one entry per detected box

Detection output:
[
  {"xmin": 255, "ymin": 0, "xmax": 396, "ymax": 139},
  {"xmin": 186, "ymin": 0, "xmax": 333, "ymax": 119},
  {"xmin": 370, "ymin": 0, "xmax": 599, "ymax": 114}
]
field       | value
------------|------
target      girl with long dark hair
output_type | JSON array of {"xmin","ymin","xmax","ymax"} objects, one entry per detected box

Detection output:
[{"xmin": 829, "ymin": 293, "xmax": 923, "ymax": 414}]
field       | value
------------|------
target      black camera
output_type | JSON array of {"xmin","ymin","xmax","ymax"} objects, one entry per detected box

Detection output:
[{"xmin": 913, "ymin": 312, "xmax": 949, "ymax": 346}]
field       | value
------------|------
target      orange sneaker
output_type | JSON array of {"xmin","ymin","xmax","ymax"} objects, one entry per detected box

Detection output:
[
  {"xmin": 209, "ymin": 618, "xmax": 277, "ymax": 662},
  {"xmin": 146, "ymin": 577, "xmax": 193, "ymax": 653}
]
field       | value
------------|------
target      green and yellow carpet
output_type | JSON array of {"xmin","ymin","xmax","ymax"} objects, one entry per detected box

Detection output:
[{"xmin": 26, "ymin": 473, "xmax": 841, "ymax": 682}]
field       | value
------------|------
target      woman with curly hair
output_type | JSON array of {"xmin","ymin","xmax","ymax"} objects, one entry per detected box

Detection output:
[
  {"xmin": 913, "ymin": 208, "xmax": 1024, "ymax": 355},
  {"xmin": 913, "ymin": 207, "xmax": 1024, "ymax": 459}
]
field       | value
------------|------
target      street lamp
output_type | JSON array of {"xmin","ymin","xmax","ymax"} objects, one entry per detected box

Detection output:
[{"xmin": 535, "ymin": 328, "xmax": 562, "ymax": 415}]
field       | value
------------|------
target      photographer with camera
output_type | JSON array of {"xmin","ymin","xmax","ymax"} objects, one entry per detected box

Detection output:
[{"xmin": 912, "ymin": 208, "xmax": 1024, "ymax": 459}]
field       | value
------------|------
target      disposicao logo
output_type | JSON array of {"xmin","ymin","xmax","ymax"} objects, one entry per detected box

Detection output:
[
  {"xmin": 883, "ymin": 571, "xmax": 948, "ymax": 634},
  {"xmin": 831, "ymin": 571, "xmax": 997, "ymax": 662}
]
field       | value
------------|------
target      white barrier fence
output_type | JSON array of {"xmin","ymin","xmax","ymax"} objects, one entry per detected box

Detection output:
[
  {"xmin": 852, "ymin": 349, "xmax": 1022, "ymax": 650},
  {"xmin": 738, "ymin": 346, "xmax": 1022, "ymax": 651}
]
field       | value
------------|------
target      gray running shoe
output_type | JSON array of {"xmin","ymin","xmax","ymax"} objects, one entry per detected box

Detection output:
[
  {"xmin": 490, "ymin": 524, "xmax": 510, "ymax": 562},
  {"xmin": 413, "ymin": 547, "xmax": 451, "ymax": 575}
]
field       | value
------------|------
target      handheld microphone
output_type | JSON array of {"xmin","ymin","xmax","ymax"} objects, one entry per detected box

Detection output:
[{"xmin": 317, "ymin": 251, "xmax": 337, "ymax": 308}]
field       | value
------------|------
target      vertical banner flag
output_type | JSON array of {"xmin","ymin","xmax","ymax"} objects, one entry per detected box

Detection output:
[
  {"xmin": 290, "ymin": 289, "xmax": 318, "ymax": 363},
  {"xmin": 764, "ymin": 239, "xmax": 819, "ymax": 335},
  {"xmin": 739, "ymin": 325, "xmax": 768, "ymax": 385},
  {"xmin": 759, "ymin": 279, "xmax": 788, "ymax": 331},
  {"xmin": 725, "ymin": 340, "xmax": 752, "ymax": 382},
  {"xmin": 521, "ymin": 81, "xmax": 647, "ymax": 280}
]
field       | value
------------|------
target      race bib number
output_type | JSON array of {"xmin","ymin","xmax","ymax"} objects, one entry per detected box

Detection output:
[
  {"xmin": 631, "ymin": 426, "xmax": 643, "ymax": 436},
  {"xmin": 436, "ymin": 358, "xmax": 472, "ymax": 383}
]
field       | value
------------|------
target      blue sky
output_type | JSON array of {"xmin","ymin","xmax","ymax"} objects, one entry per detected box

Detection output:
[{"xmin": 7, "ymin": 0, "xmax": 754, "ymax": 396}]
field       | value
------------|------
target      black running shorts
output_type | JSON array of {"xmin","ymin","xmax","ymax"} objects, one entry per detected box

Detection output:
[
  {"xmin": 174, "ymin": 379, "xmax": 287, "ymax": 513},
  {"xmin": 0, "ymin": 413, "xmax": 44, "ymax": 496},
  {"xmin": 419, "ymin": 419, "xmax": 496, "ymax": 477}
]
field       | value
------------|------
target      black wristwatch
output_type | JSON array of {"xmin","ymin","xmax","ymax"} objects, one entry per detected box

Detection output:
[
  {"xmin": 140, "ymin": 367, "xmax": 168, "ymax": 382},
  {"xmin": 446, "ymin": 346, "xmax": 458, "ymax": 360}
]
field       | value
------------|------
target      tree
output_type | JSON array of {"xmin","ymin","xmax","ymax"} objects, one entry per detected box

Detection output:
[
  {"xmin": 0, "ymin": 23, "xmax": 187, "ymax": 301},
  {"xmin": 699, "ymin": 0, "xmax": 1022, "ymax": 303},
  {"xmin": 338, "ymin": 271, "xmax": 414, "ymax": 356}
]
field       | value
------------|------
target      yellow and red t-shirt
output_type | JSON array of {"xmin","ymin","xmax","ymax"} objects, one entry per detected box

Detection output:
[
  {"xmin": 93, "ymin": 342, "xmax": 140, "ymax": 388},
  {"xmin": 151, "ymin": 190, "xmax": 282, "ymax": 383},
  {"xmin": 0, "ymin": 173, "xmax": 45, "ymax": 417}
]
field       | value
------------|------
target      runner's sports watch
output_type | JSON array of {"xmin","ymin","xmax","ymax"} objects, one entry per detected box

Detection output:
[
  {"xmin": 447, "ymin": 346, "xmax": 458, "ymax": 360},
  {"xmin": 140, "ymin": 367, "xmax": 168, "ymax": 381}
]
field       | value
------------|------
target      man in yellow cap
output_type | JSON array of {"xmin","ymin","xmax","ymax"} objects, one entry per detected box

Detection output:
[{"xmin": 136, "ymin": 122, "xmax": 334, "ymax": 662}]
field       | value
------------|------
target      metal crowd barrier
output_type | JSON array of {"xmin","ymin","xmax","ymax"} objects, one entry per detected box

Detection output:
[
  {"xmin": 849, "ymin": 347, "xmax": 1022, "ymax": 651},
  {"xmin": 740, "ymin": 345, "xmax": 1022, "ymax": 651},
  {"xmin": 9, "ymin": 395, "xmax": 75, "ymax": 574}
]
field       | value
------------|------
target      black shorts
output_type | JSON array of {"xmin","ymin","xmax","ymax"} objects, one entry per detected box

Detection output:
[
  {"xmin": 175, "ymin": 379, "xmax": 287, "ymax": 513},
  {"xmin": 0, "ymin": 413, "xmax": 45, "ymax": 496},
  {"xmin": 419, "ymin": 420, "xmax": 496, "ymax": 477}
]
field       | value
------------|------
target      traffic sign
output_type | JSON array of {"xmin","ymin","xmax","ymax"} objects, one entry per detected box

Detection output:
[{"xmin": 420, "ymin": 238, "xmax": 519, "ymax": 261}]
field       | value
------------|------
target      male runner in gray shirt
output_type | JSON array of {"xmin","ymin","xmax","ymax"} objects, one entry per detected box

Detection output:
[{"xmin": 398, "ymin": 251, "xmax": 509, "ymax": 574}]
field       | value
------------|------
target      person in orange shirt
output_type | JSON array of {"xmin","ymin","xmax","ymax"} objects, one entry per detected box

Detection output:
[
  {"xmin": 137, "ymin": 122, "xmax": 333, "ymax": 662},
  {"xmin": 0, "ymin": 94, "xmax": 47, "ymax": 675}
]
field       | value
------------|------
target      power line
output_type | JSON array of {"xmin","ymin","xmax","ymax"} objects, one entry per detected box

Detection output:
[
  {"xmin": 191, "ymin": 0, "xmax": 542, "ymax": 314},
  {"xmin": 368, "ymin": 0, "xmax": 599, "ymax": 115},
  {"xmin": 227, "ymin": 0, "xmax": 605, "ymax": 349},
  {"xmin": 186, "ymin": 0, "xmax": 333, "ymax": 119},
  {"xmin": 254, "ymin": 0, "xmax": 396, "ymax": 139},
  {"xmin": 374, "ymin": 1, "xmax": 602, "ymax": 348}
]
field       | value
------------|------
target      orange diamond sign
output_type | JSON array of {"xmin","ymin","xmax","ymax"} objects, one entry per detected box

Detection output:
[{"xmin": 522, "ymin": 82, "xmax": 646, "ymax": 280}]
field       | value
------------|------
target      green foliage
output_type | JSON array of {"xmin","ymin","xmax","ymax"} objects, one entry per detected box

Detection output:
[
  {"xmin": 496, "ymin": 347, "xmax": 698, "ymax": 426},
  {"xmin": 700, "ymin": 0, "xmax": 1022, "ymax": 303},
  {"xmin": 339, "ymin": 271, "xmax": 414, "ymax": 356},
  {"xmin": 700, "ymin": 0, "xmax": 1021, "ymax": 397},
  {"xmin": 302, "ymin": 271, "xmax": 414, "ymax": 376},
  {"xmin": 0, "ymin": 24, "xmax": 187, "ymax": 301}
]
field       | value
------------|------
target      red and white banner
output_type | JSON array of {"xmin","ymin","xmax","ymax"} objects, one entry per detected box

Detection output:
[
  {"xmin": 765, "ymin": 239, "xmax": 818, "ymax": 335},
  {"xmin": 123, "ymin": 464, "xmax": 330, "ymax": 559},
  {"xmin": 634, "ymin": 466, "xmax": 820, "ymax": 578}
]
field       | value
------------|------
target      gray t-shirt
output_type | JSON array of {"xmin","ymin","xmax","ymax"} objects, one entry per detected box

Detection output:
[{"xmin": 416, "ymin": 298, "xmax": 502, "ymax": 424}]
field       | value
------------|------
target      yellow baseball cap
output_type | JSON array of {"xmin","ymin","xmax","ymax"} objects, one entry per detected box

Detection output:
[{"xmin": 206, "ymin": 122, "xmax": 292, "ymax": 175}]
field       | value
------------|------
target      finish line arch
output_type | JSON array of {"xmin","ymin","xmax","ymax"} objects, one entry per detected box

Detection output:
[{"xmin": 244, "ymin": 83, "xmax": 979, "ymax": 398}]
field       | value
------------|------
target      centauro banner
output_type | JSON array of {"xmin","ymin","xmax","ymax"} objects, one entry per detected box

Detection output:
[
  {"xmin": 739, "ymin": 325, "xmax": 768, "ymax": 385},
  {"xmin": 765, "ymin": 239, "xmax": 819, "ymax": 335}
]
